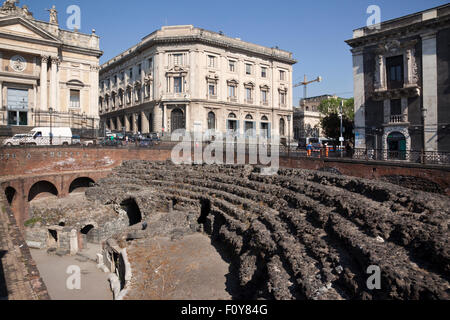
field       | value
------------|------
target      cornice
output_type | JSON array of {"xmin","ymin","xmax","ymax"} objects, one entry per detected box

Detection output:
[{"xmin": 346, "ymin": 15, "xmax": 450, "ymax": 48}]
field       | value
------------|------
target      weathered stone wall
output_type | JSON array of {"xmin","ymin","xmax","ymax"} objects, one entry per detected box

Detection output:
[
  {"xmin": 88, "ymin": 161, "xmax": 450, "ymax": 300},
  {"xmin": 0, "ymin": 193, "xmax": 49, "ymax": 300}
]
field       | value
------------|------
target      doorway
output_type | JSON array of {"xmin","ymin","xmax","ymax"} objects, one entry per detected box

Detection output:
[{"xmin": 387, "ymin": 132, "xmax": 406, "ymax": 160}]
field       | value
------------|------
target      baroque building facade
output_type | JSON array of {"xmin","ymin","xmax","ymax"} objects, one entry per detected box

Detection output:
[
  {"xmin": 0, "ymin": 1, "xmax": 102, "ymax": 136},
  {"xmin": 99, "ymin": 25, "xmax": 296, "ymax": 139},
  {"xmin": 346, "ymin": 4, "xmax": 450, "ymax": 156}
]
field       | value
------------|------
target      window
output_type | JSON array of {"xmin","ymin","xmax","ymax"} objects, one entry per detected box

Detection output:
[
  {"xmin": 129, "ymin": 68, "xmax": 133, "ymax": 80},
  {"xmin": 246, "ymin": 88, "xmax": 253, "ymax": 102},
  {"xmin": 386, "ymin": 55, "xmax": 404, "ymax": 89},
  {"xmin": 261, "ymin": 90, "xmax": 268, "ymax": 104},
  {"xmin": 126, "ymin": 89, "xmax": 131, "ymax": 104},
  {"xmin": 227, "ymin": 113, "xmax": 238, "ymax": 132},
  {"xmin": 138, "ymin": 64, "xmax": 142, "ymax": 76},
  {"xmin": 246, "ymin": 64, "xmax": 252, "ymax": 75},
  {"xmin": 173, "ymin": 54, "xmax": 183, "ymax": 66},
  {"xmin": 279, "ymin": 70, "xmax": 286, "ymax": 81},
  {"xmin": 113, "ymin": 75, "xmax": 117, "ymax": 85},
  {"xmin": 228, "ymin": 85, "xmax": 236, "ymax": 98},
  {"xmin": 69, "ymin": 90, "xmax": 80, "ymax": 108},
  {"xmin": 119, "ymin": 90, "xmax": 124, "ymax": 106},
  {"xmin": 229, "ymin": 60, "xmax": 236, "ymax": 72},
  {"xmin": 280, "ymin": 118, "xmax": 286, "ymax": 136},
  {"xmin": 280, "ymin": 91, "xmax": 286, "ymax": 105},
  {"xmin": 106, "ymin": 79, "xmax": 110, "ymax": 89},
  {"xmin": 120, "ymin": 72, "xmax": 124, "ymax": 82},
  {"xmin": 174, "ymin": 77, "xmax": 182, "ymax": 93},
  {"xmin": 148, "ymin": 58, "xmax": 153, "ymax": 72},
  {"xmin": 390, "ymin": 99, "xmax": 402, "ymax": 116},
  {"xmin": 208, "ymin": 112, "xmax": 216, "ymax": 130},
  {"xmin": 208, "ymin": 55, "xmax": 216, "ymax": 68},
  {"xmin": 209, "ymin": 84, "xmax": 216, "ymax": 97},
  {"xmin": 261, "ymin": 67, "xmax": 267, "ymax": 78}
]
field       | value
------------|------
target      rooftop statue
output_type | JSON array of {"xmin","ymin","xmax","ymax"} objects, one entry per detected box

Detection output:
[
  {"xmin": 0, "ymin": 0, "xmax": 34, "ymax": 18},
  {"xmin": 47, "ymin": 5, "xmax": 58, "ymax": 25}
]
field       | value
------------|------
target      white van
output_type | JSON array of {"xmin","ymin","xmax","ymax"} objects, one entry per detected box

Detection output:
[{"xmin": 24, "ymin": 127, "xmax": 72, "ymax": 146}]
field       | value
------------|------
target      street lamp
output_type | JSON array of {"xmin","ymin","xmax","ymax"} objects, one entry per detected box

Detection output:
[{"xmin": 49, "ymin": 107, "xmax": 53, "ymax": 146}]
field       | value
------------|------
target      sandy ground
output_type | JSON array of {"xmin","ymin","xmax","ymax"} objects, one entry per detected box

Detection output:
[
  {"xmin": 126, "ymin": 233, "xmax": 235, "ymax": 300},
  {"xmin": 30, "ymin": 245, "xmax": 113, "ymax": 300}
]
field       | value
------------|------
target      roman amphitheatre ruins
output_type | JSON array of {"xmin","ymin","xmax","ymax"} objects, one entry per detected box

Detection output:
[{"xmin": 0, "ymin": 145, "xmax": 449, "ymax": 300}]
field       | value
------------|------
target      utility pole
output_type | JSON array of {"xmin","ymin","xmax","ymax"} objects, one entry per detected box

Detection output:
[{"xmin": 294, "ymin": 75, "xmax": 322, "ymax": 100}]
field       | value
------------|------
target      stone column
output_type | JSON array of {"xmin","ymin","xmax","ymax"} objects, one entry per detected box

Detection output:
[
  {"xmin": 125, "ymin": 114, "xmax": 130, "ymax": 132},
  {"xmin": 0, "ymin": 81, "xmax": 3, "ymax": 126},
  {"xmin": 40, "ymin": 56, "xmax": 48, "ymax": 111},
  {"xmin": 163, "ymin": 104, "xmax": 168, "ymax": 134},
  {"xmin": 90, "ymin": 65, "xmax": 100, "ymax": 120},
  {"xmin": 141, "ymin": 111, "xmax": 149, "ymax": 134},
  {"xmin": 50, "ymin": 57, "xmax": 58, "ymax": 111},
  {"xmin": 132, "ymin": 113, "xmax": 138, "ymax": 134},
  {"xmin": 185, "ymin": 104, "xmax": 190, "ymax": 132},
  {"xmin": 153, "ymin": 105, "xmax": 162, "ymax": 133},
  {"xmin": 422, "ymin": 32, "xmax": 438, "ymax": 152},
  {"xmin": 352, "ymin": 48, "xmax": 366, "ymax": 150},
  {"xmin": 110, "ymin": 118, "xmax": 115, "ymax": 131}
]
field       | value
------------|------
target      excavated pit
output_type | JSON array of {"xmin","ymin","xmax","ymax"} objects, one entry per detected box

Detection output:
[{"xmin": 80, "ymin": 160, "xmax": 450, "ymax": 300}]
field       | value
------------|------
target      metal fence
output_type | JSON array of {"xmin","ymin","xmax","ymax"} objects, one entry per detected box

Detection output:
[{"xmin": 1, "ymin": 140, "xmax": 449, "ymax": 166}]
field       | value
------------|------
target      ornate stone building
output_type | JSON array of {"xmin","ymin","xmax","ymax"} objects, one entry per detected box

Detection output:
[
  {"xmin": 99, "ymin": 25, "xmax": 296, "ymax": 139},
  {"xmin": 346, "ymin": 4, "xmax": 450, "ymax": 156},
  {"xmin": 0, "ymin": 1, "xmax": 102, "ymax": 136}
]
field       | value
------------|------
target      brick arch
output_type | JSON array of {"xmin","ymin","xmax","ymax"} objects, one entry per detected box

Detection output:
[
  {"xmin": 69, "ymin": 177, "xmax": 96, "ymax": 193},
  {"xmin": 28, "ymin": 181, "xmax": 58, "ymax": 202},
  {"xmin": 5, "ymin": 186, "xmax": 16, "ymax": 205}
]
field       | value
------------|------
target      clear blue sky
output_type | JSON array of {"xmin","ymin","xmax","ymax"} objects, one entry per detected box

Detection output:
[{"xmin": 23, "ymin": 0, "xmax": 448, "ymax": 105}]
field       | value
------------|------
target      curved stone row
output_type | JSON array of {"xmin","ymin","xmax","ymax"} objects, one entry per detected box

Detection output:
[{"xmin": 86, "ymin": 161, "xmax": 450, "ymax": 300}]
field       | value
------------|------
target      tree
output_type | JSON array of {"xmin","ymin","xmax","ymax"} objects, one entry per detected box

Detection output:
[
  {"xmin": 320, "ymin": 113, "xmax": 354, "ymax": 143},
  {"xmin": 318, "ymin": 97, "xmax": 355, "ymax": 121}
]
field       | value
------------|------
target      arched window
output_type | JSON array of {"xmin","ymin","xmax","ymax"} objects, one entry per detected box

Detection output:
[
  {"xmin": 208, "ymin": 112, "xmax": 216, "ymax": 130},
  {"xmin": 228, "ymin": 113, "xmax": 237, "ymax": 119},
  {"xmin": 261, "ymin": 116, "xmax": 269, "ymax": 121},
  {"xmin": 280, "ymin": 118, "xmax": 286, "ymax": 136},
  {"xmin": 245, "ymin": 114, "xmax": 253, "ymax": 120}
]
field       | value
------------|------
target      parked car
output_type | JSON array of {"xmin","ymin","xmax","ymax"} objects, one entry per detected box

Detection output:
[
  {"xmin": 72, "ymin": 135, "xmax": 82, "ymax": 146},
  {"xmin": 22, "ymin": 127, "xmax": 72, "ymax": 146},
  {"xmin": 82, "ymin": 140, "xmax": 95, "ymax": 147},
  {"xmin": 2, "ymin": 134, "xmax": 30, "ymax": 146},
  {"xmin": 139, "ymin": 138, "xmax": 154, "ymax": 147}
]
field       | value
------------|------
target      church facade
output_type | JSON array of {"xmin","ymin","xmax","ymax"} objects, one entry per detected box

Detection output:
[
  {"xmin": 99, "ymin": 25, "xmax": 296, "ymax": 139},
  {"xmin": 0, "ymin": 1, "xmax": 102, "ymax": 136}
]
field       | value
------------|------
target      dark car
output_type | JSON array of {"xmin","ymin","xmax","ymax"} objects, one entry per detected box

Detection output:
[{"xmin": 139, "ymin": 138, "xmax": 154, "ymax": 147}]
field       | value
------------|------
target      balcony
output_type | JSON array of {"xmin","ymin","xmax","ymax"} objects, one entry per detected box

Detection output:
[
  {"xmin": 385, "ymin": 114, "xmax": 408, "ymax": 125},
  {"xmin": 228, "ymin": 97, "xmax": 238, "ymax": 103},
  {"xmin": 245, "ymin": 99, "xmax": 253, "ymax": 104}
]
